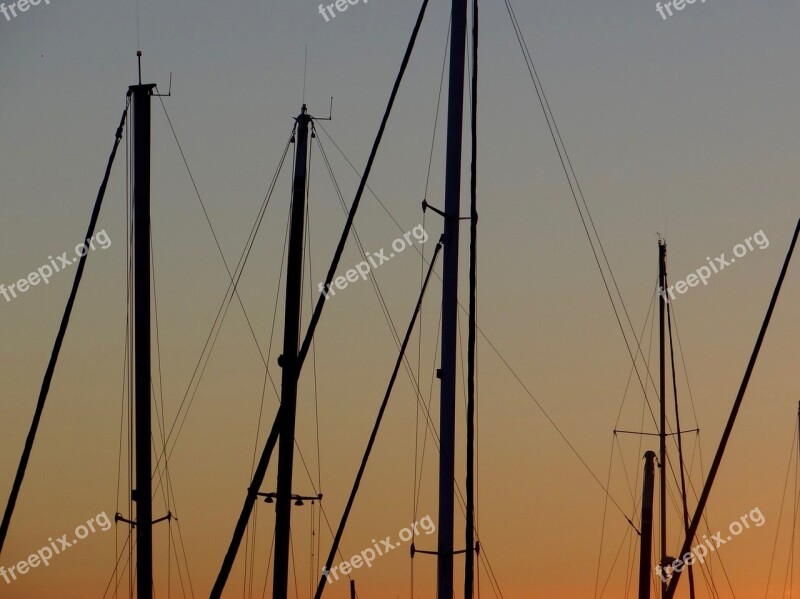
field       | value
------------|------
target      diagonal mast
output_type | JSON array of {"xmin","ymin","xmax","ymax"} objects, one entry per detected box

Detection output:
[{"xmin": 665, "ymin": 218, "xmax": 800, "ymax": 597}]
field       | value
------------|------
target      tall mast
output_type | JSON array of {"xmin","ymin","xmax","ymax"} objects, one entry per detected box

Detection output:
[
  {"xmin": 639, "ymin": 451, "xmax": 657, "ymax": 599},
  {"xmin": 272, "ymin": 104, "xmax": 312, "ymax": 599},
  {"xmin": 438, "ymin": 0, "xmax": 468, "ymax": 597},
  {"xmin": 658, "ymin": 239, "xmax": 667, "ymax": 598},
  {"xmin": 465, "ymin": 0, "xmax": 479, "ymax": 596},
  {"xmin": 130, "ymin": 73, "xmax": 156, "ymax": 599}
]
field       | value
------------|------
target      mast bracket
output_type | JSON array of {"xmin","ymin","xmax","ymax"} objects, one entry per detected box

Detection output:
[
  {"xmin": 257, "ymin": 492, "xmax": 322, "ymax": 506},
  {"xmin": 114, "ymin": 511, "xmax": 174, "ymax": 529},
  {"xmin": 421, "ymin": 199, "xmax": 474, "ymax": 221},
  {"xmin": 410, "ymin": 542, "xmax": 479, "ymax": 558}
]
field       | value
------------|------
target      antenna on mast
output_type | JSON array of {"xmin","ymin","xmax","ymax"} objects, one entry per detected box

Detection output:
[
  {"xmin": 303, "ymin": 44, "xmax": 308, "ymax": 103},
  {"xmin": 137, "ymin": 50, "xmax": 142, "ymax": 85}
]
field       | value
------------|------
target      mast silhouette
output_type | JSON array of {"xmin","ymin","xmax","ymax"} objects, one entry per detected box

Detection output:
[
  {"xmin": 272, "ymin": 104, "xmax": 312, "ymax": 599},
  {"xmin": 658, "ymin": 239, "xmax": 667, "ymax": 598},
  {"xmin": 438, "ymin": 0, "xmax": 468, "ymax": 597},
  {"xmin": 130, "ymin": 66, "xmax": 156, "ymax": 599},
  {"xmin": 465, "ymin": 0, "xmax": 479, "ymax": 596},
  {"xmin": 639, "ymin": 451, "xmax": 657, "ymax": 599}
]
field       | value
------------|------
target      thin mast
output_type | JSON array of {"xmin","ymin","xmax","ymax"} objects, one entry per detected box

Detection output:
[
  {"xmin": 465, "ymin": 0, "xmax": 479, "ymax": 596},
  {"xmin": 667, "ymin": 302, "xmax": 696, "ymax": 598},
  {"xmin": 438, "ymin": 0, "xmax": 468, "ymax": 597},
  {"xmin": 658, "ymin": 239, "xmax": 667, "ymax": 598},
  {"xmin": 130, "ymin": 79, "xmax": 156, "ymax": 599},
  {"xmin": 639, "ymin": 451, "xmax": 657, "ymax": 599},
  {"xmin": 272, "ymin": 105, "xmax": 312, "ymax": 599}
]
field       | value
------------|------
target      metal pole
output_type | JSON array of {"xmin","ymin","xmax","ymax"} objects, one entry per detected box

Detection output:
[
  {"xmin": 667, "ymin": 302, "xmax": 695, "ymax": 599},
  {"xmin": 465, "ymin": 0, "xmax": 479, "ymax": 596},
  {"xmin": 658, "ymin": 239, "xmax": 667, "ymax": 599},
  {"xmin": 438, "ymin": 1, "xmax": 468, "ymax": 597},
  {"xmin": 639, "ymin": 451, "xmax": 657, "ymax": 599},
  {"xmin": 273, "ymin": 105, "xmax": 311, "ymax": 599},
  {"xmin": 131, "ymin": 82, "xmax": 156, "ymax": 599}
]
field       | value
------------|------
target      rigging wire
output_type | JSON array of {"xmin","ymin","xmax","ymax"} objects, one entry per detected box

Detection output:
[
  {"xmin": 148, "ymin": 118, "xmax": 293, "ymax": 480},
  {"xmin": 498, "ymin": 0, "xmax": 713, "ymax": 490},
  {"xmin": 782, "ymin": 418, "xmax": 800, "ymax": 599},
  {"xmin": 666, "ymin": 281, "xmax": 696, "ymax": 599},
  {"xmin": 313, "ymin": 130, "xmax": 506, "ymax": 596},
  {"xmin": 662, "ymin": 303, "xmax": 732, "ymax": 598},
  {"xmin": 302, "ymin": 129, "xmax": 325, "ymax": 599},
  {"xmin": 0, "ymin": 100, "xmax": 130, "ymax": 558},
  {"xmin": 111, "ymin": 106, "xmax": 199, "ymax": 599},
  {"xmin": 115, "ymin": 98, "xmax": 133, "ymax": 599},
  {"xmin": 597, "ymin": 286, "xmax": 657, "ymax": 598},
  {"xmin": 295, "ymin": 0, "xmax": 432, "ymax": 372},
  {"xmin": 764, "ymin": 422, "xmax": 799, "ymax": 597},
  {"xmin": 305, "ymin": 173, "xmax": 324, "ymax": 598},
  {"xmin": 245, "ymin": 168, "xmax": 293, "ymax": 599},
  {"xmin": 313, "ymin": 135, "xmax": 503, "ymax": 599},
  {"xmin": 149, "ymin": 90, "xmax": 433, "ymax": 599},
  {"xmin": 315, "ymin": 122, "xmax": 635, "ymax": 532},
  {"xmin": 413, "ymin": 17, "xmax": 450, "ymax": 599}
]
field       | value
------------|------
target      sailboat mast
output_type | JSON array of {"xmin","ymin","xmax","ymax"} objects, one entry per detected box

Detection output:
[
  {"xmin": 465, "ymin": 0, "xmax": 479, "ymax": 596},
  {"xmin": 639, "ymin": 451, "xmax": 657, "ymax": 599},
  {"xmin": 272, "ymin": 105, "xmax": 312, "ymax": 599},
  {"xmin": 658, "ymin": 239, "xmax": 667, "ymax": 598},
  {"xmin": 130, "ymin": 79, "xmax": 156, "ymax": 599},
  {"xmin": 437, "ymin": 0, "xmax": 468, "ymax": 597}
]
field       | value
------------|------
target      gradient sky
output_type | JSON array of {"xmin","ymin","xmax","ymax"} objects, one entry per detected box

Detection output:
[{"xmin": 1, "ymin": 0, "xmax": 799, "ymax": 598}]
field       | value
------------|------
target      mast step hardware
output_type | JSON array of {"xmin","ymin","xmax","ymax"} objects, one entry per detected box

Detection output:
[
  {"xmin": 410, "ymin": 542, "xmax": 479, "ymax": 557},
  {"xmin": 115, "ymin": 511, "xmax": 174, "ymax": 528},
  {"xmin": 257, "ymin": 492, "xmax": 323, "ymax": 506}
]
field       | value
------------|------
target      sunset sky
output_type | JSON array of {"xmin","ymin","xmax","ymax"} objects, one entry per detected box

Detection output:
[{"xmin": 1, "ymin": 0, "xmax": 799, "ymax": 598}]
